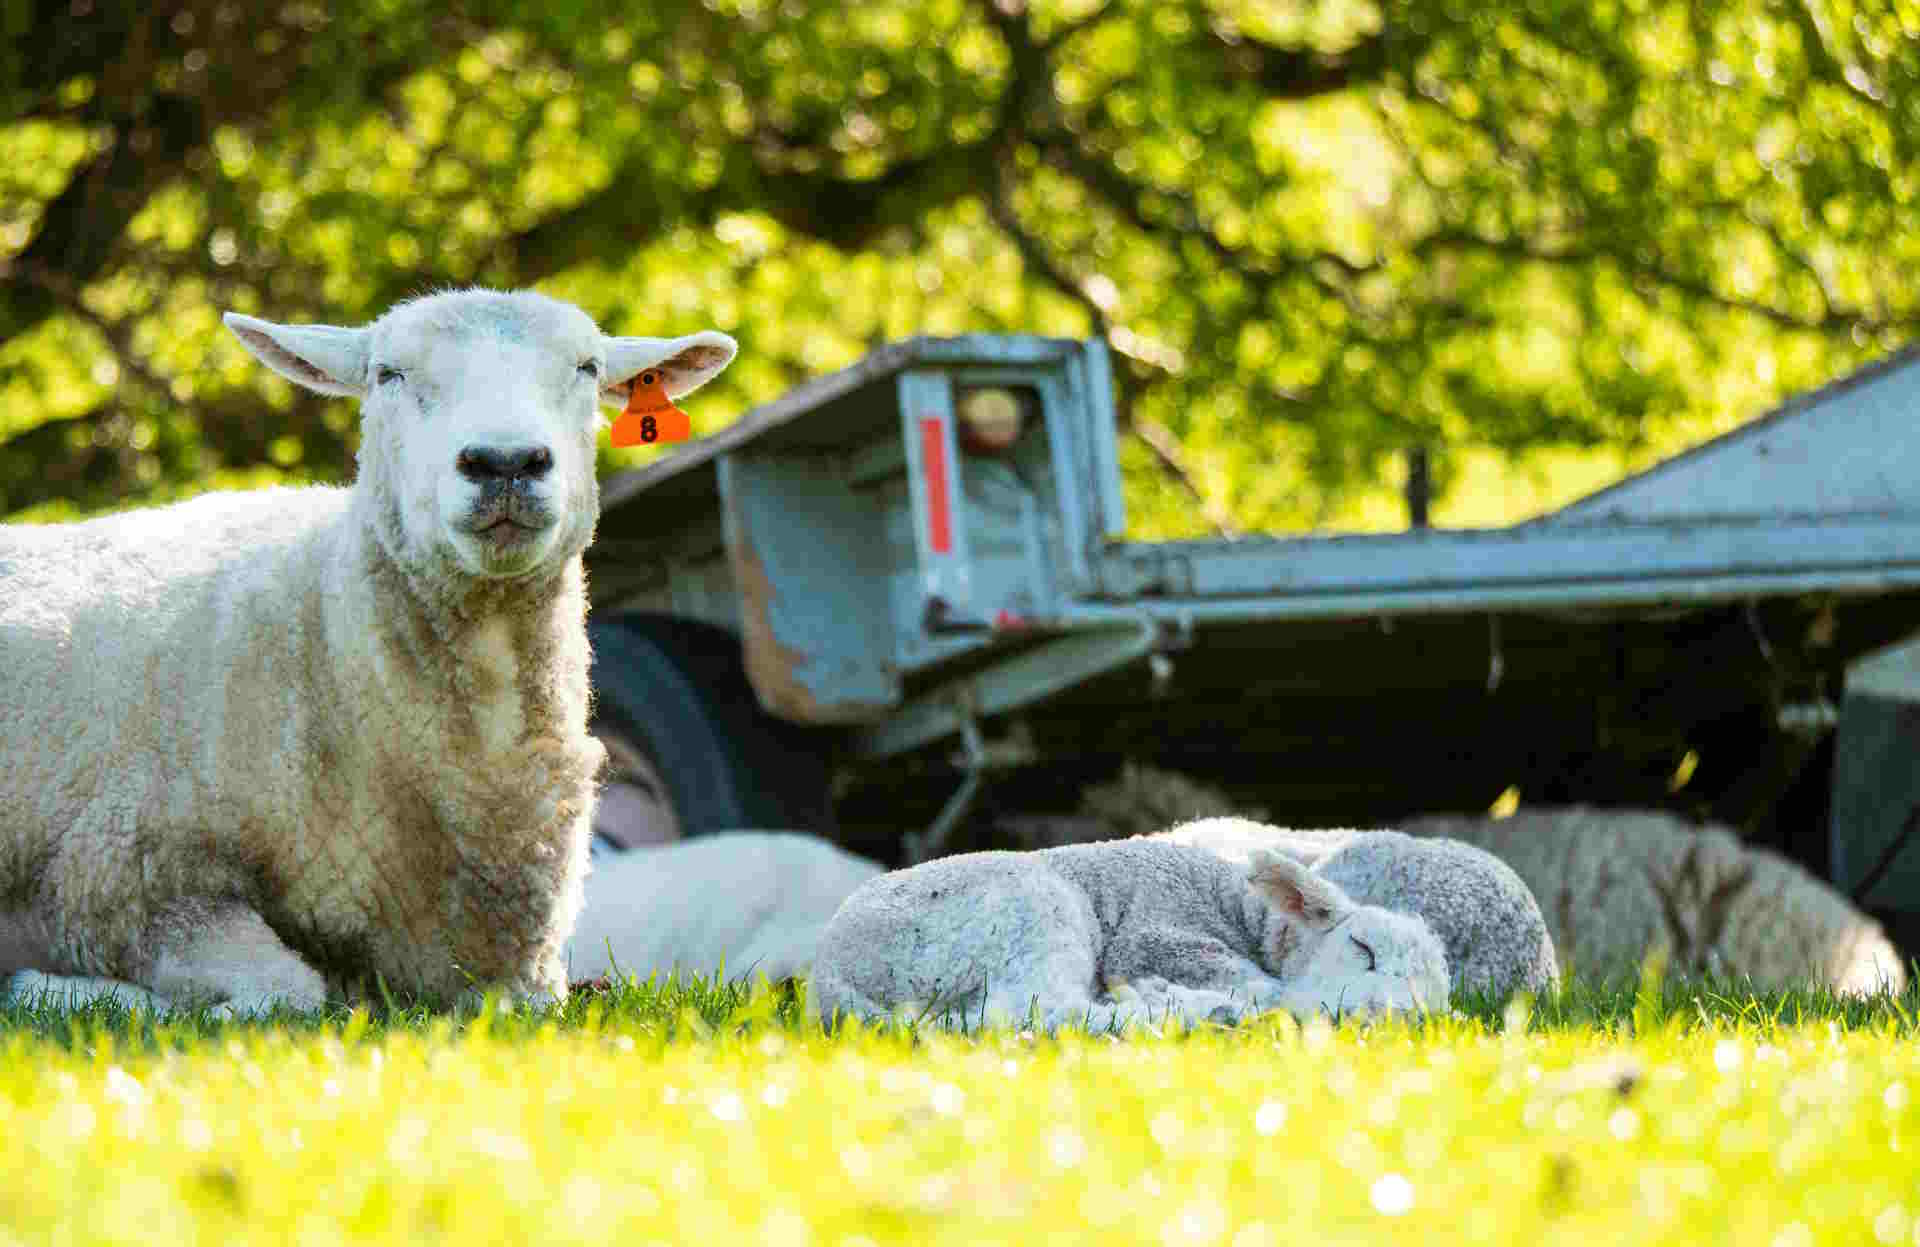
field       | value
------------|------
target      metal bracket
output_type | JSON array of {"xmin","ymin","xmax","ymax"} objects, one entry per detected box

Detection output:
[
  {"xmin": 1148, "ymin": 653, "xmax": 1175, "ymax": 699},
  {"xmin": 1486, "ymin": 614, "xmax": 1505, "ymax": 694},
  {"xmin": 1777, "ymin": 696, "xmax": 1838, "ymax": 738},
  {"xmin": 850, "ymin": 619, "xmax": 1158, "ymax": 760},
  {"xmin": 1147, "ymin": 609, "xmax": 1188, "ymax": 699},
  {"xmin": 1154, "ymin": 610, "xmax": 1195, "ymax": 652},
  {"xmin": 1853, "ymin": 803, "xmax": 1920, "ymax": 904},
  {"xmin": 1091, "ymin": 548, "xmax": 1196, "ymax": 599},
  {"xmin": 902, "ymin": 716, "xmax": 1038, "ymax": 865},
  {"xmin": 923, "ymin": 594, "xmax": 992, "ymax": 635}
]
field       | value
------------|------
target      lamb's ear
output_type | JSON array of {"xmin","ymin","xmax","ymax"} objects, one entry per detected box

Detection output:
[
  {"xmin": 223, "ymin": 312, "xmax": 370, "ymax": 397},
  {"xmin": 1248, "ymin": 849, "xmax": 1348, "ymax": 930},
  {"xmin": 602, "ymin": 331, "xmax": 738, "ymax": 406}
]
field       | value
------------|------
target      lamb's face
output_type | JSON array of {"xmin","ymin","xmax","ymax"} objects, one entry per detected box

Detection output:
[
  {"xmin": 222, "ymin": 289, "xmax": 737, "ymax": 583},
  {"xmin": 1291, "ymin": 906, "xmax": 1451, "ymax": 1018},
  {"xmin": 362, "ymin": 297, "xmax": 607, "ymax": 580},
  {"xmin": 1244, "ymin": 848, "xmax": 1450, "ymax": 1019}
]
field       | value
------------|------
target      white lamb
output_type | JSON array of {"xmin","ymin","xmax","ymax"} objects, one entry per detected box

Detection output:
[
  {"xmin": 1151, "ymin": 818, "xmax": 1561, "ymax": 997},
  {"xmin": 807, "ymin": 839, "xmax": 1450, "ymax": 1032},
  {"xmin": 0, "ymin": 288, "xmax": 735, "ymax": 1014},
  {"xmin": 567, "ymin": 832, "xmax": 884, "ymax": 985}
]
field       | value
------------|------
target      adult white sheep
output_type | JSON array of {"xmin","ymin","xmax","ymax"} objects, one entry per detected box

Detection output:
[
  {"xmin": 0, "ymin": 288, "xmax": 736, "ymax": 1014},
  {"xmin": 807, "ymin": 839, "xmax": 1450, "ymax": 1032}
]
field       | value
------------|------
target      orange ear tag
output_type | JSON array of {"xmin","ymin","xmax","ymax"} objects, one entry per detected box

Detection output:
[{"xmin": 609, "ymin": 368, "xmax": 693, "ymax": 447}]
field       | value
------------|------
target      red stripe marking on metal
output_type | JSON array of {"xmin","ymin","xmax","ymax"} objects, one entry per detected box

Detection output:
[{"xmin": 920, "ymin": 415, "xmax": 952, "ymax": 555}]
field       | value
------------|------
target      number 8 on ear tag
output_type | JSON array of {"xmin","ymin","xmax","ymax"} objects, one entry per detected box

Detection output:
[{"xmin": 610, "ymin": 369, "xmax": 693, "ymax": 447}]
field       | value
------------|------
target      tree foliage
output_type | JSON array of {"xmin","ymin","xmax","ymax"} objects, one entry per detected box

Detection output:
[{"xmin": 4, "ymin": 0, "xmax": 1918, "ymax": 532}]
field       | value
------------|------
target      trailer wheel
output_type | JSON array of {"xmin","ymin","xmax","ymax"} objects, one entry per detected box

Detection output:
[{"xmin": 586, "ymin": 611, "xmax": 838, "ymax": 838}]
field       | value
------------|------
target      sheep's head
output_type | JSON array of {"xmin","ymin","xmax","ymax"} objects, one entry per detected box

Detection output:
[
  {"xmin": 223, "ymin": 289, "xmax": 736, "ymax": 584},
  {"xmin": 1247, "ymin": 849, "xmax": 1451, "ymax": 1017}
]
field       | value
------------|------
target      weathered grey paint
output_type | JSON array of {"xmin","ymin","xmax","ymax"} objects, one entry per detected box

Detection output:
[
  {"xmin": 1833, "ymin": 634, "xmax": 1920, "ymax": 910},
  {"xmin": 592, "ymin": 334, "xmax": 1920, "ymax": 772},
  {"xmin": 1551, "ymin": 345, "xmax": 1920, "ymax": 525}
]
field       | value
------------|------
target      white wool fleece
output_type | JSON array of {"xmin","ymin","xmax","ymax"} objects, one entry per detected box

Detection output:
[
  {"xmin": 808, "ymin": 838, "xmax": 1450, "ymax": 1032},
  {"xmin": 1402, "ymin": 807, "xmax": 1909, "ymax": 997},
  {"xmin": 566, "ymin": 832, "xmax": 885, "ymax": 984},
  {"xmin": 0, "ymin": 288, "xmax": 736, "ymax": 1013}
]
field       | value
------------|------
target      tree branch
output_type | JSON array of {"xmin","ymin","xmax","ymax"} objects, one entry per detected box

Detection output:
[
  {"xmin": 1036, "ymin": 126, "xmax": 1362, "ymax": 296},
  {"xmin": 0, "ymin": 403, "xmax": 130, "ymax": 514},
  {"xmin": 502, "ymin": 131, "xmax": 1004, "ymax": 281},
  {"xmin": 987, "ymin": 190, "xmax": 1107, "ymax": 328},
  {"xmin": 1038, "ymin": 1, "xmax": 1120, "ymax": 53},
  {"xmin": 0, "ymin": 382, "xmax": 347, "ymax": 519},
  {"xmin": 1120, "ymin": 404, "xmax": 1244, "ymax": 541},
  {"xmin": 1226, "ymin": 26, "xmax": 1398, "ymax": 100},
  {"xmin": 20, "ymin": 264, "xmax": 175, "ymax": 398},
  {"xmin": 1408, "ymin": 228, "xmax": 1911, "ymax": 334},
  {"xmin": 1780, "ymin": 0, "xmax": 1885, "ymax": 104},
  {"xmin": 989, "ymin": 184, "xmax": 1240, "ymax": 539},
  {"xmin": 0, "ymin": 92, "xmax": 202, "ymax": 342}
]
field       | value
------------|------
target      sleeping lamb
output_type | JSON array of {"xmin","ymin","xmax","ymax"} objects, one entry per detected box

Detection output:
[
  {"xmin": 1012, "ymin": 763, "xmax": 1561, "ymax": 997},
  {"xmin": 808, "ymin": 838, "xmax": 1450, "ymax": 1032},
  {"xmin": 1153, "ymin": 818, "xmax": 1561, "ymax": 997},
  {"xmin": 0, "ymin": 288, "xmax": 735, "ymax": 1014}
]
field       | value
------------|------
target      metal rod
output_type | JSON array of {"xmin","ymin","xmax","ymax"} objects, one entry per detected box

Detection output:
[
  {"xmin": 1851, "ymin": 803, "xmax": 1920, "ymax": 904},
  {"xmin": 1405, "ymin": 446, "xmax": 1431, "ymax": 530},
  {"xmin": 905, "ymin": 716, "xmax": 989, "ymax": 865}
]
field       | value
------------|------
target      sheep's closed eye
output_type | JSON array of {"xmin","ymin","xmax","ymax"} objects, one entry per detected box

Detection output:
[
  {"xmin": 376, "ymin": 366, "xmax": 405, "ymax": 387},
  {"xmin": 1350, "ymin": 935, "xmax": 1376, "ymax": 972},
  {"xmin": 577, "ymin": 359, "xmax": 600, "ymax": 380}
]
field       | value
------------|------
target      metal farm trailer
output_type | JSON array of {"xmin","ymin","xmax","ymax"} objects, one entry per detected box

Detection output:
[{"xmin": 582, "ymin": 335, "xmax": 1920, "ymax": 924}]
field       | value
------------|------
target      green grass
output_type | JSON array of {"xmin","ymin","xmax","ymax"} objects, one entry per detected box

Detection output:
[{"xmin": 5, "ymin": 973, "xmax": 1920, "ymax": 1245}]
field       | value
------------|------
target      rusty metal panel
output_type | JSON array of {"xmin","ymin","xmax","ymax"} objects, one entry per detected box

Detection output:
[{"xmin": 718, "ymin": 452, "xmax": 901, "ymax": 724}]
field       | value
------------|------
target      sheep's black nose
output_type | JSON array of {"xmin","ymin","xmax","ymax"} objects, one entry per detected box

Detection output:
[{"xmin": 457, "ymin": 445, "xmax": 553, "ymax": 482}]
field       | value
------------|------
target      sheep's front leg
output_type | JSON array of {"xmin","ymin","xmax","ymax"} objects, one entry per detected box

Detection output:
[
  {"xmin": 1016, "ymin": 989, "xmax": 1166, "ymax": 1035},
  {"xmin": 8, "ymin": 971, "xmax": 168, "ymax": 1013},
  {"xmin": 1105, "ymin": 974, "xmax": 1280, "ymax": 1026},
  {"xmin": 973, "ymin": 947, "xmax": 1123, "ymax": 1033},
  {"xmin": 145, "ymin": 903, "xmax": 330, "ymax": 1017},
  {"xmin": 1259, "ymin": 976, "xmax": 1429, "ymax": 1022},
  {"xmin": 990, "ymin": 951, "xmax": 1183, "ymax": 1035},
  {"xmin": 1099, "ymin": 928, "xmax": 1270, "ymax": 996}
]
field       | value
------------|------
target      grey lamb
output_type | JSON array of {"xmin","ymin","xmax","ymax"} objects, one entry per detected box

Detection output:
[
  {"xmin": 807, "ymin": 838, "xmax": 1450, "ymax": 1032},
  {"xmin": 1152, "ymin": 818, "xmax": 1561, "ymax": 997}
]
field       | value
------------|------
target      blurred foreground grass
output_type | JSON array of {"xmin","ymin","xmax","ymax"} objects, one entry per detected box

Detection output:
[{"xmin": 5, "ymin": 974, "xmax": 1920, "ymax": 1246}]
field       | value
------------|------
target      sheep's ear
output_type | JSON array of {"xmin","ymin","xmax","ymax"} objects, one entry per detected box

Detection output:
[
  {"xmin": 602, "ymin": 331, "xmax": 738, "ymax": 405},
  {"xmin": 224, "ymin": 312, "xmax": 370, "ymax": 397},
  {"xmin": 1248, "ymin": 849, "xmax": 1346, "ymax": 930}
]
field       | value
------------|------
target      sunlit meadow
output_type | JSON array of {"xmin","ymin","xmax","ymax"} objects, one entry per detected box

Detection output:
[{"xmin": 4, "ymin": 973, "xmax": 1920, "ymax": 1246}]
